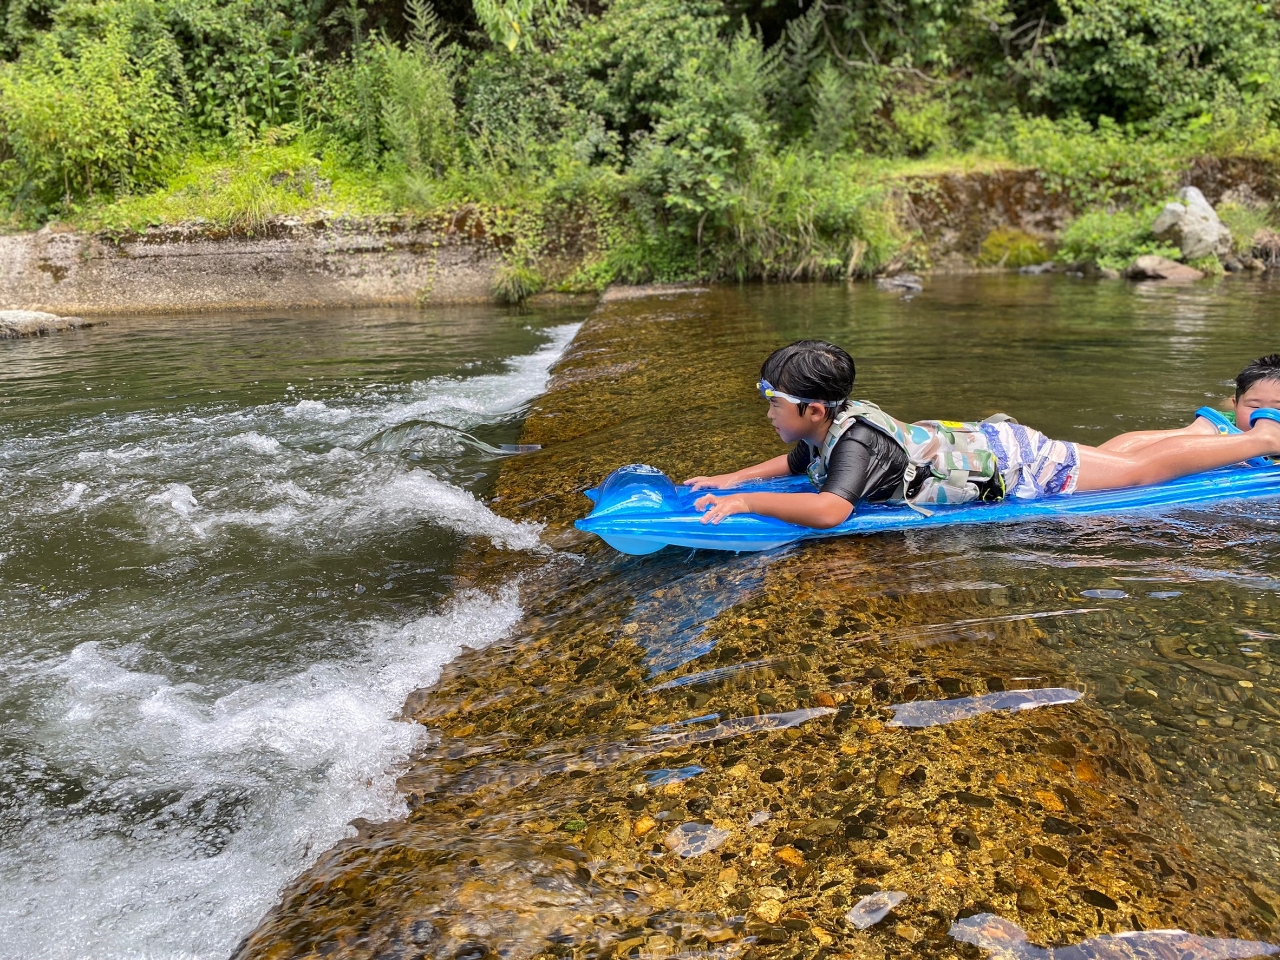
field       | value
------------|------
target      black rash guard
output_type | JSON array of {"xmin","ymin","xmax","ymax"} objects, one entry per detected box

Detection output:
[{"xmin": 787, "ymin": 422, "xmax": 910, "ymax": 506}]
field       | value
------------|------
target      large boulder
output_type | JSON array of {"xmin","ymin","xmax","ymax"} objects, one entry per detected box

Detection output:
[
  {"xmin": 1124, "ymin": 255, "xmax": 1204, "ymax": 282},
  {"xmin": 1150, "ymin": 186, "xmax": 1233, "ymax": 260}
]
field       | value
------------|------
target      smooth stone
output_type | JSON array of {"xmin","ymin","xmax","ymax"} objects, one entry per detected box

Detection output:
[
  {"xmin": 1124, "ymin": 255, "xmax": 1204, "ymax": 282},
  {"xmin": 876, "ymin": 274, "xmax": 924, "ymax": 292}
]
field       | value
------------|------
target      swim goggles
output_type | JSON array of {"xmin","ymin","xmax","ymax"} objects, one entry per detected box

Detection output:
[{"xmin": 757, "ymin": 379, "xmax": 840, "ymax": 407}]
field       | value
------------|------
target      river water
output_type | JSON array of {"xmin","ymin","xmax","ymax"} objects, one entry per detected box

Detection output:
[
  {"xmin": 0, "ymin": 305, "xmax": 587, "ymax": 959},
  {"xmin": 5, "ymin": 279, "xmax": 1280, "ymax": 960}
]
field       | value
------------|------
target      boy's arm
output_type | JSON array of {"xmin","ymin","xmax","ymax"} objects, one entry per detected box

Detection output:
[
  {"xmin": 684, "ymin": 454, "xmax": 794, "ymax": 491},
  {"xmin": 693, "ymin": 427, "xmax": 895, "ymax": 528},
  {"xmin": 695, "ymin": 490, "xmax": 854, "ymax": 528}
]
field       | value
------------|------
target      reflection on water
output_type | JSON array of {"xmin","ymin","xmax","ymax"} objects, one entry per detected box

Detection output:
[
  {"xmin": 622, "ymin": 555, "xmax": 772, "ymax": 677},
  {"xmin": 888, "ymin": 688, "xmax": 1085, "ymax": 728},
  {"xmin": 356, "ymin": 417, "xmax": 543, "ymax": 458},
  {"xmin": 950, "ymin": 913, "xmax": 1278, "ymax": 960}
]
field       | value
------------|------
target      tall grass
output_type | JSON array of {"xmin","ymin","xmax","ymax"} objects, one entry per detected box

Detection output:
[{"xmin": 79, "ymin": 135, "xmax": 390, "ymax": 234}]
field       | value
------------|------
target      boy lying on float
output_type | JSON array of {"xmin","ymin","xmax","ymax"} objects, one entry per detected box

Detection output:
[{"xmin": 687, "ymin": 342, "xmax": 1280, "ymax": 528}]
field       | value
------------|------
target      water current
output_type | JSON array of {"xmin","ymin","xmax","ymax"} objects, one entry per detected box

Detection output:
[
  {"xmin": 0, "ymin": 305, "xmax": 588, "ymax": 959},
  {"xmin": 7, "ymin": 278, "xmax": 1280, "ymax": 960}
]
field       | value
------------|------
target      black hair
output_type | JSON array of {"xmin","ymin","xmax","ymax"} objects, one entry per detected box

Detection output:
[
  {"xmin": 1235, "ymin": 354, "xmax": 1280, "ymax": 399},
  {"xmin": 760, "ymin": 340, "xmax": 855, "ymax": 419}
]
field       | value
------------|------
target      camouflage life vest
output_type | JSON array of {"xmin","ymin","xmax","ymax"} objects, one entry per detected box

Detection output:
[{"xmin": 806, "ymin": 400, "xmax": 1007, "ymax": 509}]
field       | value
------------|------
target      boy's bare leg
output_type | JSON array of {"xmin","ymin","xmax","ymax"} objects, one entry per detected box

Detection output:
[
  {"xmin": 1075, "ymin": 419, "xmax": 1280, "ymax": 492},
  {"xmin": 1096, "ymin": 417, "xmax": 1218, "ymax": 454}
]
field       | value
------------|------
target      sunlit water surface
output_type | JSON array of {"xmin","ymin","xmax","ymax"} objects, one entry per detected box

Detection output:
[{"xmin": 0, "ymin": 305, "xmax": 586, "ymax": 959}]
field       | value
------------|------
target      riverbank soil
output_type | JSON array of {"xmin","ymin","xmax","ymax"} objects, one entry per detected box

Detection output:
[{"xmin": 235, "ymin": 282, "xmax": 1280, "ymax": 960}]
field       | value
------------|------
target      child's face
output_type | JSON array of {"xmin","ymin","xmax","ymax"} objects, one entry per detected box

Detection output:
[
  {"xmin": 766, "ymin": 396, "xmax": 829, "ymax": 443},
  {"xmin": 1233, "ymin": 379, "xmax": 1280, "ymax": 428}
]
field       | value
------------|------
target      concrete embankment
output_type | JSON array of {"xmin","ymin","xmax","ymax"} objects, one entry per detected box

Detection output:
[{"xmin": 0, "ymin": 214, "xmax": 502, "ymax": 315}]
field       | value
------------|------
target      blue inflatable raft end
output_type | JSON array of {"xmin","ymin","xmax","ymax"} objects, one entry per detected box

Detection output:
[{"xmin": 576, "ymin": 461, "xmax": 1280, "ymax": 555}]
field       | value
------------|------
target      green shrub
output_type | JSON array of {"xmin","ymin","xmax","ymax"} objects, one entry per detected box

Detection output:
[
  {"xmin": 462, "ymin": 49, "xmax": 575, "ymax": 166},
  {"xmin": 629, "ymin": 20, "xmax": 776, "ymax": 238},
  {"xmin": 977, "ymin": 228, "xmax": 1051, "ymax": 268},
  {"xmin": 559, "ymin": 0, "xmax": 729, "ymax": 148},
  {"xmin": 0, "ymin": 15, "xmax": 182, "ymax": 210},
  {"xmin": 492, "ymin": 262, "xmax": 544, "ymax": 303},
  {"xmin": 471, "ymin": 0, "xmax": 569, "ymax": 52},
  {"xmin": 1021, "ymin": 0, "xmax": 1280, "ymax": 129},
  {"xmin": 891, "ymin": 93, "xmax": 955, "ymax": 158},
  {"xmin": 806, "ymin": 61, "xmax": 863, "ymax": 156},
  {"xmin": 1055, "ymin": 206, "xmax": 1181, "ymax": 271},
  {"xmin": 1187, "ymin": 253, "xmax": 1225, "ymax": 277},
  {"xmin": 715, "ymin": 150, "xmax": 904, "ymax": 281},
  {"xmin": 164, "ymin": 0, "xmax": 318, "ymax": 135},
  {"xmin": 377, "ymin": 0, "xmax": 457, "ymax": 176},
  {"xmin": 985, "ymin": 113, "xmax": 1185, "ymax": 207},
  {"xmin": 1217, "ymin": 202, "xmax": 1277, "ymax": 255}
]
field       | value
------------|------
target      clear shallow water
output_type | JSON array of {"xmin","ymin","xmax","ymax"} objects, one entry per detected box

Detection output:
[
  {"xmin": 671, "ymin": 278, "xmax": 1280, "ymax": 880},
  {"xmin": 0, "ymin": 306, "xmax": 585, "ymax": 959}
]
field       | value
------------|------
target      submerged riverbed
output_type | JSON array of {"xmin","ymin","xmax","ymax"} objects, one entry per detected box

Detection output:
[{"xmin": 4, "ymin": 279, "xmax": 1280, "ymax": 960}]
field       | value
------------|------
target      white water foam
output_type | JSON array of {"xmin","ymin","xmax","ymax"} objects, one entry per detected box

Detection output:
[
  {"xmin": 138, "ymin": 466, "xmax": 544, "ymax": 551},
  {"xmin": 231, "ymin": 431, "xmax": 283, "ymax": 455},
  {"xmin": 0, "ymin": 590, "xmax": 522, "ymax": 960},
  {"xmin": 0, "ymin": 321, "xmax": 581, "ymax": 960}
]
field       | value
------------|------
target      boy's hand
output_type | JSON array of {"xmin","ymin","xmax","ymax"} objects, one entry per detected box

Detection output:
[
  {"xmin": 695, "ymin": 493, "xmax": 751, "ymax": 524},
  {"xmin": 684, "ymin": 473, "xmax": 738, "ymax": 491}
]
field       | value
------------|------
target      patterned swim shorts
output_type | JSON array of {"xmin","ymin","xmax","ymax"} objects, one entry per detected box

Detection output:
[{"xmin": 979, "ymin": 421, "xmax": 1080, "ymax": 500}]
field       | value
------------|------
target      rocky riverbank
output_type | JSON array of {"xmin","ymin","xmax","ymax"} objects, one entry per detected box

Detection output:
[{"xmin": 231, "ymin": 287, "xmax": 1279, "ymax": 960}]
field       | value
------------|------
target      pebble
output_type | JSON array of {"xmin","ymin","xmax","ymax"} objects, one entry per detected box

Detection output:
[
  {"xmin": 1017, "ymin": 886, "xmax": 1045, "ymax": 914},
  {"xmin": 754, "ymin": 899, "xmax": 783, "ymax": 924},
  {"xmin": 894, "ymin": 923, "xmax": 923, "ymax": 944},
  {"xmin": 773, "ymin": 845, "xmax": 806, "ymax": 869},
  {"xmin": 1032, "ymin": 844, "xmax": 1067, "ymax": 868},
  {"xmin": 663, "ymin": 822, "xmax": 729, "ymax": 857}
]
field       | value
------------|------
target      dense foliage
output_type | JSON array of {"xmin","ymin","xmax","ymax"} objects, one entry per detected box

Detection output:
[{"xmin": 3, "ymin": 0, "xmax": 1280, "ymax": 284}]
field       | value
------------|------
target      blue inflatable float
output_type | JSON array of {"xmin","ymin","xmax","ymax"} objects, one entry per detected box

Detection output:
[{"xmin": 576, "ymin": 408, "xmax": 1280, "ymax": 555}]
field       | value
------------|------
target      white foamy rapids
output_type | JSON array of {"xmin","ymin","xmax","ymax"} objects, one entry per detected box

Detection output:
[
  {"xmin": 231, "ymin": 431, "xmax": 283, "ymax": 454},
  {"xmin": 384, "ymin": 322, "xmax": 580, "ymax": 426},
  {"xmin": 25, "ymin": 323, "xmax": 579, "ymax": 552},
  {"xmin": 139, "ymin": 467, "xmax": 543, "ymax": 551},
  {"xmin": 284, "ymin": 398, "xmax": 354, "ymax": 423},
  {"xmin": 0, "ymin": 589, "xmax": 522, "ymax": 960}
]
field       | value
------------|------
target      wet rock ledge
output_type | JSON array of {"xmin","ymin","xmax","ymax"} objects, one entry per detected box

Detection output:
[
  {"xmin": 0, "ymin": 309, "xmax": 99, "ymax": 338},
  {"xmin": 233, "ymin": 289, "xmax": 1280, "ymax": 960},
  {"xmin": 0, "ymin": 214, "xmax": 502, "ymax": 316}
]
